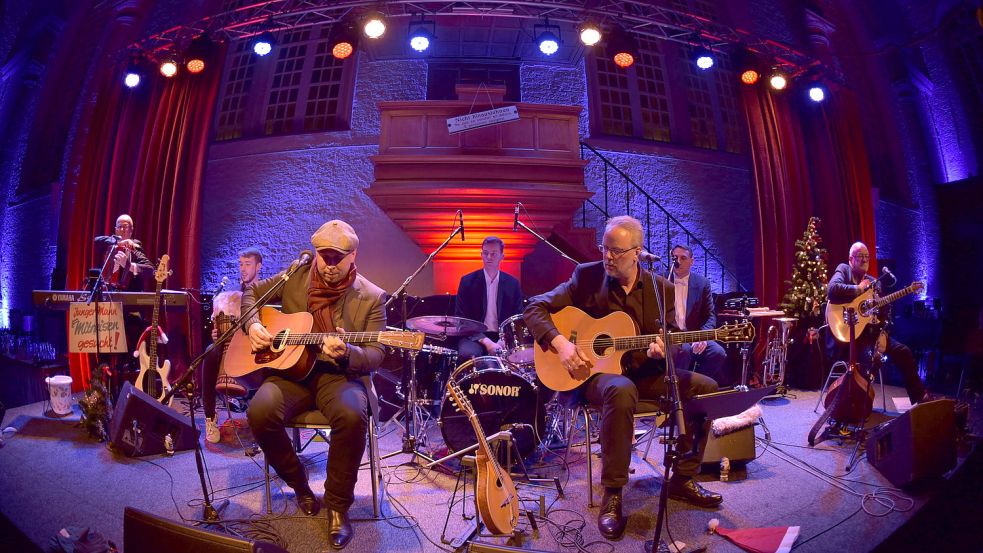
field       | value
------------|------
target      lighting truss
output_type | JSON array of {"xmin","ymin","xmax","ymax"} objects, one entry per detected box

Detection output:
[{"xmin": 131, "ymin": 0, "xmax": 818, "ymax": 73}]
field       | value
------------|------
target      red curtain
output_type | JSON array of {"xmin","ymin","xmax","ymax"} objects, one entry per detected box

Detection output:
[
  {"xmin": 743, "ymin": 85, "xmax": 877, "ymax": 312},
  {"xmin": 65, "ymin": 56, "xmax": 223, "ymax": 389}
]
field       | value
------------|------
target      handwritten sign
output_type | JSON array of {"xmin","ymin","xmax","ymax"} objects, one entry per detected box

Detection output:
[
  {"xmin": 68, "ymin": 302, "xmax": 128, "ymax": 353},
  {"xmin": 446, "ymin": 105, "xmax": 519, "ymax": 134}
]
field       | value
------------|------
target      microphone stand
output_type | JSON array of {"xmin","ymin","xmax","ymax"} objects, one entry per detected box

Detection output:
[
  {"xmin": 649, "ymin": 261, "xmax": 687, "ymax": 553},
  {"xmin": 159, "ymin": 258, "xmax": 310, "ymax": 523},
  {"xmin": 382, "ymin": 220, "xmax": 463, "ymax": 464},
  {"xmin": 513, "ymin": 217, "xmax": 579, "ymax": 266}
]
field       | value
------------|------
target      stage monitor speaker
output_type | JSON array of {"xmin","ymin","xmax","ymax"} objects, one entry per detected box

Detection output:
[
  {"xmin": 109, "ymin": 382, "xmax": 198, "ymax": 457},
  {"xmin": 701, "ymin": 424, "xmax": 756, "ymax": 467},
  {"xmin": 124, "ymin": 506, "xmax": 288, "ymax": 552},
  {"xmin": 865, "ymin": 399, "xmax": 957, "ymax": 487}
]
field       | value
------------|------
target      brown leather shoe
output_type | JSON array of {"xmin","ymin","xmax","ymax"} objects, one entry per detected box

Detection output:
[
  {"xmin": 295, "ymin": 485, "xmax": 320, "ymax": 516},
  {"xmin": 597, "ymin": 490, "xmax": 627, "ymax": 540},
  {"xmin": 668, "ymin": 477, "xmax": 722, "ymax": 508},
  {"xmin": 327, "ymin": 508, "xmax": 353, "ymax": 549}
]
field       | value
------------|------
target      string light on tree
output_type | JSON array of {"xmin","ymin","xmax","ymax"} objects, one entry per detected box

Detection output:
[{"xmin": 779, "ymin": 216, "xmax": 828, "ymax": 321}]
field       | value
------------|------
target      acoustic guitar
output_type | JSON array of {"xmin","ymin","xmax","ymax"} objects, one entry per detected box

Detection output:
[
  {"xmin": 826, "ymin": 281, "xmax": 924, "ymax": 343},
  {"xmin": 223, "ymin": 307, "xmax": 425, "ymax": 381},
  {"xmin": 533, "ymin": 306, "xmax": 755, "ymax": 392},
  {"xmin": 135, "ymin": 255, "xmax": 172, "ymax": 404},
  {"xmin": 445, "ymin": 377, "xmax": 520, "ymax": 535}
]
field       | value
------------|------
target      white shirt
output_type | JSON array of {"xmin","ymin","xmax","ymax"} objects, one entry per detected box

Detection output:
[
  {"xmin": 483, "ymin": 269, "xmax": 500, "ymax": 331},
  {"xmin": 673, "ymin": 273, "xmax": 689, "ymax": 331}
]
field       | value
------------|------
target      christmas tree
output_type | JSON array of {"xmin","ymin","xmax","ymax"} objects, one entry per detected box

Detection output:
[
  {"xmin": 79, "ymin": 363, "xmax": 113, "ymax": 441},
  {"xmin": 780, "ymin": 217, "xmax": 828, "ymax": 321}
]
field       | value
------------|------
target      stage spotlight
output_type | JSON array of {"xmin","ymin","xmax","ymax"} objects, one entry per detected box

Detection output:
[
  {"xmin": 330, "ymin": 21, "xmax": 359, "ymax": 59},
  {"xmin": 184, "ymin": 35, "xmax": 213, "ymax": 74},
  {"xmin": 607, "ymin": 26, "xmax": 638, "ymax": 69},
  {"xmin": 363, "ymin": 12, "xmax": 386, "ymax": 39},
  {"xmin": 123, "ymin": 56, "xmax": 146, "ymax": 88},
  {"xmin": 534, "ymin": 20, "xmax": 561, "ymax": 56},
  {"xmin": 579, "ymin": 21, "xmax": 601, "ymax": 46},
  {"xmin": 734, "ymin": 47, "xmax": 761, "ymax": 85},
  {"xmin": 252, "ymin": 31, "xmax": 275, "ymax": 56},
  {"xmin": 694, "ymin": 46, "xmax": 714, "ymax": 70},
  {"xmin": 769, "ymin": 69, "xmax": 788, "ymax": 91},
  {"xmin": 408, "ymin": 18, "xmax": 435, "ymax": 53},
  {"xmin": 123, "ymin": 70, "xmax": 142, "ymax": 88},
  {"xmin": 807, "ymin": 83, "xmax": 827, "ymax": 102},
  {"xmin": 740, "ymin": 69, "xmax": 760, "ymax": 85},
  {"xmin": 159, "ymin": 57, "xmax": 178, "ymax": 78}
]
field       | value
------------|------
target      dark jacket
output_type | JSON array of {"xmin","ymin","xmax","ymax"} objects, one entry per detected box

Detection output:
[
  {"xmin": 827, "ymin": 263, "xmax": 876, "ymax": 304},
  {"xmin": 673, "ymin": 272, "xmax": 716, "ymax": 332},
  {"xmin": 454, "ymin": 269, "xmax": 524, "ymax": 327},
  {"xmin": 523, "ymin": 261, "xmax": 677, "ymax": 374}
]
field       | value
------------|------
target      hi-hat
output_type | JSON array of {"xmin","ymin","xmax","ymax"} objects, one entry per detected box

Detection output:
[{"xmin": 406, "ymin": 315, "xmax": 486, "ymax": 336}]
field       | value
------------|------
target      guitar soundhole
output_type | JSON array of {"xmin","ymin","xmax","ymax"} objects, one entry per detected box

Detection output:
[
  {"xmin": 592, "ymin": 334, "xmax": 612, "ymax": 357},
  {"xmin": 272, "ymin": 331, "xmax": 288, "ymax": 350}
]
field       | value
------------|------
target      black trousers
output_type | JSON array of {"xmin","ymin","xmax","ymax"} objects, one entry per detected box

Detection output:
[
  {"xmin": 578, "ymin": 369, "xmax": 719, "ymax": 488},
  {"xmin": 200, "ymin": 345, "xmax": 221, "ymax": 419},
  {"xmin": 247, "ymin": 371, "xmax": 368, "ymax": 512}
]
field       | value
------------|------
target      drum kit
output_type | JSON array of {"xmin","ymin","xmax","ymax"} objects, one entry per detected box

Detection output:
[{"xmin": 381, "ymin": 311, "xmax": 555, "ymax": 465}]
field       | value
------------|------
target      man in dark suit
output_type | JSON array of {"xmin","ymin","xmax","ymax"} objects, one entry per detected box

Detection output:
[
  {"xmin": 243, "ymin": 220, "xmax": 385, "ymax": 550},
  {"xmin": 670, "ymin": 244, "xmax": 728, "ymax": 383},
  {"xmin": 524, "ymin": 216, "xmax": 721, "ymax": 541},
  {"xmin": 454, "ymin": 236, "xmax": 524, "ymax": 360}
]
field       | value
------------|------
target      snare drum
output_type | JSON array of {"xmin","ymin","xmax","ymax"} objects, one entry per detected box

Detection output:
[
  {"xmin": 439, "ymin": 356, "xmax": 544, "ymax": 458},
  {"xmin": 499, "ymin": 314, "xmax": 535, "ymax": 367},
  {"xmin": 380, "ymin": 343, "xmax": 458, "ymax": 417}
]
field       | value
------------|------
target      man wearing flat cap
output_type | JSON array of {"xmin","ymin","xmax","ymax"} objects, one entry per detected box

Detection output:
[{"xmin": 242, "ymin": 220, "xmax": 385, "ymax": 550}]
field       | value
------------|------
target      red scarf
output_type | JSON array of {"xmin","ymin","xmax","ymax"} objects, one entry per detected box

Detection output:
[{"xmin": 308, "ymin": 263, "xmax": 357, "ymax": 333}]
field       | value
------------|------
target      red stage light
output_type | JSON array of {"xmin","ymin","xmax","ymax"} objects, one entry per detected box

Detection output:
[
  {"xmin": 741, "ymin": 69, "xmax": 760, "ymax": 85},
  {"xmin": 332, "ymin": 42, "xmax": 353, "ymax": 59},
  {"xmin": 613, "ymin": 52, "xmax": 635, "ymax": 68},
  {"xmin": 186, "ymin": 58, "xmax": 205, "ymax": 73}
]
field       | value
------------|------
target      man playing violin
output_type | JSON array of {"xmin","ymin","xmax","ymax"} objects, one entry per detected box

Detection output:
[{"xmin": 93, "ymin": 214, "xmax": 153, "ymax": 292}]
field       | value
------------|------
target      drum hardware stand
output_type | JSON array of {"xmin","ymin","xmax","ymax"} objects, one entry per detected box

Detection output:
[
  {"xmin": 383, "ymin": 212, "xmax": 463, "ymax": 465},
  {"xmin": 723, "ymin": 295, "xmax": 757, "ymax": 392},
  {"xmin": 512, "ymin": 202, "xmax": 579, "ymax": 267}
]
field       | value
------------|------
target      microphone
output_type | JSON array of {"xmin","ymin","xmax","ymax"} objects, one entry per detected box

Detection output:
[
  {"xmin": 295, "ymin": 250, "xmax": 314, "ymax": 267},
  {"xmin": 671, "ymin": 255, "xmax": 680, "ymax": 268},
  {"xmin": 512, "ymin": 203, "xmax": 520, "ymax": 232},
  {"xmin": 212, "ymin": 276, "xmax": 229, "ymax": 295},
  {"xmin": 457, "ymin": 210, "xmax": 465, "ymax": 242},
  {"xmin": 881, "ymin": 266, "xmax": 897, "ymax": 286},
  {"xmin": 639, "ymin": 250, "xmax": 660, "ymax": 263}
]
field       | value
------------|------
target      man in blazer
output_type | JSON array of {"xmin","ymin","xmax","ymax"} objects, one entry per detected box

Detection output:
[
  {"xmin": 524, "ymin": 217, "xmax": 721, "ymax": 541},
  {"xmin": 670, "ymin": 244, "xmax": 728, "ymax": 383},
  {"xmin": 454, "ymin": 236, "xmax": 524, "ymax": 360},
  {"xmin": 242, "ymin": 220, "xmax": 385, "ymax": 550}
]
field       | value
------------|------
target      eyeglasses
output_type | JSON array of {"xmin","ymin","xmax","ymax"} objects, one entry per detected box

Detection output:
[
  {"xmin": 851, "ymin": 254, "xmax": 870, "ymax": 261},
  {"xmin": 598, "ymin": 244, "xmax": 639, "ymax": 258}
]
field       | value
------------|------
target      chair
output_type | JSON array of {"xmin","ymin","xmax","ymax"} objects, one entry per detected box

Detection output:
[
  {"xmin": 813, "ymin": 325, "xmax": 887, "ymax": 413},
  {"xmin": 565, "ymin": 397, "xmax": 666, "ymax": 507},
  {"xmin": 263, "ymin": 379, "xmax": 384, "ymax": 518}
]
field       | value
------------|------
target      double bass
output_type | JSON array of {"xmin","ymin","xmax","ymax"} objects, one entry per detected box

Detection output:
[{"xmin": 808, "ymin": 307, "xmax": 874, "ymax": 446}]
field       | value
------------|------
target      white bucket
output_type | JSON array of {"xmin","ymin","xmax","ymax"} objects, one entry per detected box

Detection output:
[{"xmin": 46, "ymin": 375, "xmax": 74, "ymax": 415}]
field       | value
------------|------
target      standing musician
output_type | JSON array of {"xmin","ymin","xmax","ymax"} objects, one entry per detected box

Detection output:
[
  {"xmin": 827, "ymin": 242, "xmax": 928, "ymax": 405},
  {"xmin": 201, "ymin": 247, "xmax": 263, "ymax": 444},
  {"xmin": 669, "ymin": 244, "xmax": 728, "ymax": 384},
  {"xmin": 243, "ymin": 220, "xmax": 385, "ymax": 550},
  {"xmin": 93, "ymin": 214, "xmax": 153, "ymax": 292},
  {"xmin": 523, "ymin": 216, "xmax": 721, "ymax": 541},
  {"xmin": 454, "ymin": 236, "xmax": 524, "ymax": 360}
]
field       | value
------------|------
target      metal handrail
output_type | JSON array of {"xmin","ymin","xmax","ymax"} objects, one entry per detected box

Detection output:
[{"xmin": 579, "ymin": 141, "xmax": 748, "ymax": 292}]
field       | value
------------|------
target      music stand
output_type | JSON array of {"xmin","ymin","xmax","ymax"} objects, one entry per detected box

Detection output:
[{"xmin": 683, "ymin": 385, "xmax": 776, "ymax": 421}]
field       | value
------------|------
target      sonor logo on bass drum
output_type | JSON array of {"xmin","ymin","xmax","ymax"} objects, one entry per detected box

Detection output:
[{"xmin": 468, "ymin": 383, "xmax": 522, "ymax": 397}]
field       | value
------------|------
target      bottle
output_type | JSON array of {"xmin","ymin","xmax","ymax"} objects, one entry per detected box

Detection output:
[{"xmin": 719, "ymin": 457, "xmax": 730, "ymax": 481}]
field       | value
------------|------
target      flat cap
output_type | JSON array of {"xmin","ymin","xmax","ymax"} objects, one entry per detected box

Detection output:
[{"xmin": 311, "ymin": 220, "xmax": 359, "ymax": 253}]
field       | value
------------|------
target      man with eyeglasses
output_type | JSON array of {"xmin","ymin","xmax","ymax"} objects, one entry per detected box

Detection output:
[
  {"xmin": 242, "ymin": 220, "xmax": 385, "ymax": 550},
  {"xmin": 524, "ymin": 215, "xmax": 722, "ymax": 541},
  {"xmin": 93, "ymin": 214, "xmax": 153, "ymax": 291},
  {"xmin": 828, "ymin": 242, "xmax": 928, "ymax": 405}
]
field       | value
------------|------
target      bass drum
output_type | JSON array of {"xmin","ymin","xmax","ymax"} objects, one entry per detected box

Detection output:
[{"xmin": 439, "ymin": 356, "xmax": 544, "ymax": 459}]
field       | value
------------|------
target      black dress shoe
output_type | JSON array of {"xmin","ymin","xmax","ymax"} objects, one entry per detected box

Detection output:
[
  {"xmin": 327, "ymin": 509, "xmax": 353, "ymax": 550},
  {"xmin": 295, "ymin": 485, "xmax": 320, "ymax": 516},
  {"xmin": 597, "ymin": 490, "xmax": 627, "ymax": 540},
  {"xmin": 667, "ymin": 477, "xmax": 722, "ymax": 508}
]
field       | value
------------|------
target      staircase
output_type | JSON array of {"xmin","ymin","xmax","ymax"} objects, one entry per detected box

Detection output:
[{"xmin": 574, "ymin": 141, "xmax": 749, "ymax": 292}]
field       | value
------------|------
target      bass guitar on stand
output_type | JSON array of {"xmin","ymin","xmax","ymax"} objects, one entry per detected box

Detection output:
[{"xmin": 135, "ymin": 255, "xmax": 172, "ymax": 405}]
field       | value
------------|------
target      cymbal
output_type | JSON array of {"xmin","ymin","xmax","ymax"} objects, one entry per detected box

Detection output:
[{"xmin": 406, "ymin": 315, "xmax": 486, "ymax": 336}]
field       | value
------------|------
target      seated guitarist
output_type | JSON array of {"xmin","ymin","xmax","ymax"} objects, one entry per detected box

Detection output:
[
  {"xmin": 243, "ymin": 220, "xmax": 385, "ymax": 550},
  {"xmin": 523, "ymin": 215, "xmax": 721, "ymax": 541},
  {"xmin": 827, "ymin": 242, "xmax": 928, "ymax": 405}
]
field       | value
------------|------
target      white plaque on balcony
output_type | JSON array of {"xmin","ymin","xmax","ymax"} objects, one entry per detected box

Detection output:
[{"xmin": 446, "ymin": 106, "xmax": 519, "ymax": 134}]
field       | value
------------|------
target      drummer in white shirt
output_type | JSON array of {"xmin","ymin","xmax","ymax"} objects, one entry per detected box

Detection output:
[{"xmin": 453, "ymin": 236, "xmax": 525, "ymax": 360}]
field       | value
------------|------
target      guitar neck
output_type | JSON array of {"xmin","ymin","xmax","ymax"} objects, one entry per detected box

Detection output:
[
  {"xmin": 614, "ymin": 329, "xmax": 719, "ymax": 351},
  {"xmin": 148, "ymin": 281, "xmax": 162, "ymax": 362},
  {"xmin": 874, "ymin": 284, "xmax": 919, "ymax": 309},
  {"xmin": 281, "ymin": 332, "xmax": 393, "ymax": 345}
]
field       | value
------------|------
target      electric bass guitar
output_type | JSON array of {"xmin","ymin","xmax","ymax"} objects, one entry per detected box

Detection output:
[
  {"xmin": 445, "ymin": 377, "xmax": 520, "ymax": 535},
  {"xmin": 534, "ymin": 306, "xmax": 755, "ymax": 392},
  {"xmin": 223, "ymin": 307, "xmax": 425, "ymax": 381},
  {"xmin": 135, "ymin": 255, "xmax": 172, "ymax": 404},
  {"xmin": 826, "ymin": 281, "xmax": 924, "ymax": 343}
]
